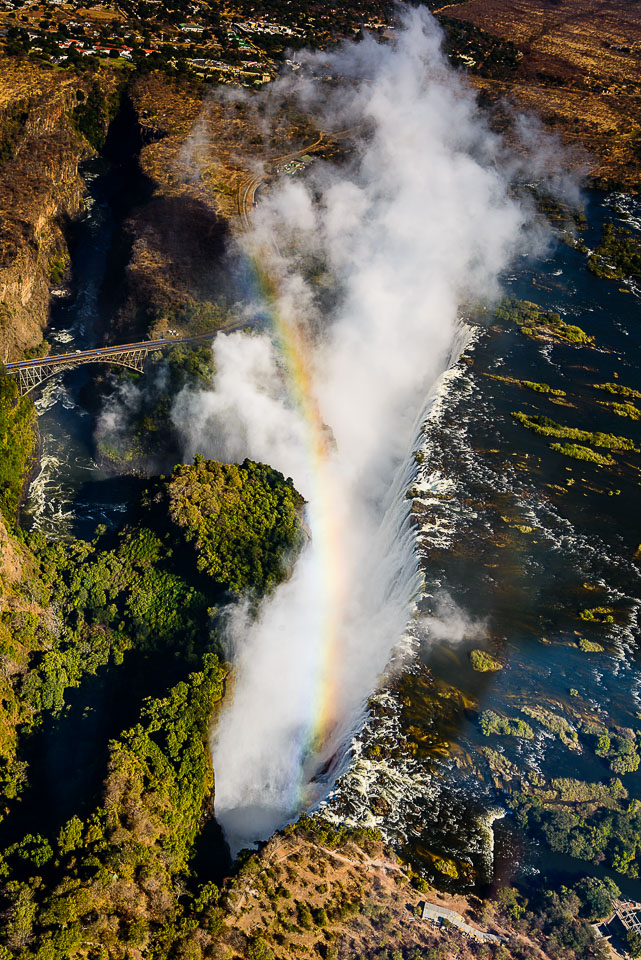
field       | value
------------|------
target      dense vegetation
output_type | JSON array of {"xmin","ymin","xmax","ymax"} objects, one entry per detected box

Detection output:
[
  {"xmin": 0, "ymin": 442, "xmax": 309, "ymax": 958},
  {"xmin": 588, "ymin": 223, "xmax": 641, "ymax": 281},
  {"xmin": 0, "ymin": 455, "xmax": 306, "ymax": 808},
  {"xmin": 0, "ymin": 655, "xmax": 227, "ymax": 957},
  {"xmin": 481, "ymin": 698, "xmax": 641, "ymax": 884},
  {"xmin": 168, "ymin": 458, "xmax": 305, "ymax": 594},
  {"xmin": 0, "ymin": 366, "xmax": 37, "ymax": 524},
  {"xmin": 486, "ymin": 373, "xmax": 566, "ymax": 397},
  {"xmin": 494, "ymin": 882, "xmax": 614, "ymax": 959},
  {"xmin": 71, "ymin": 82, "xmax": 113, "ymax": 151},
  {"xmin": 512, "ymin": 792, "xmax": 641, "ymax": 878},
  {"xmin": 479, "ymin": 711, "xmax": 534, "ymax": 739},
  {"xmin": 469, "ymin": 649, "xmax": 503, "ymax": 672},
  {"xmin": 598, "ymin": 400, "xmax": 640, "ymax": 420},
  {"xmin": 550, "ymin": 443, "xmax": 616, "ymax": 466},
  {"xmin": 521, "ymin": 705, "xmax": 580, "ymax": 750},
  {"xmin": 593, "ymin": 382, "xmax": 641, "ymax": 400},
  {"xmin": 495, "ymin": 298, "xmax": 594, "ymax": 346},
  {"xmin": 0, "ymin": 103, "xmax": 28, "ymax": 167},
  {"xmin": 96, "ymin": 345, "xmax": 216, "ymax": 473},
  {"xmin": 3, "ymin": 20, "xmax": 640, "ymax": 959},
  {"xmin": 513, "ymin": 411, "xmax": 638, "ymax": 454},
  {"xmin": 520, "ymin": 380, "xmax": 565, "ymax": 397}
]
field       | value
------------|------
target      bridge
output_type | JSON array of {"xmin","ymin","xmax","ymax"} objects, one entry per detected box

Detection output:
[
  {"xmin": 593, "ymin": 899, "xmax": 641, "ymax": 943},
  {"xmin": 4, "ymin": 328, "xmax": 243, "ymax": 396},
  {"xmin": 7, "ymin": 129, "xmax": 353, "ymax": 399}
]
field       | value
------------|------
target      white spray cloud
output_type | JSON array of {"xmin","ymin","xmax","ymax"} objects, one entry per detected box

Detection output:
[
  {"xmin": 176, "ymin": 332, "xmax": 311, "ymax": 483},
  {"xmin": 95, "ymin": 375, "xmax": 144, "ymax": 454},
  {"xmin": 172, "ymin": 7, "xmax": 564, "ymax": 852},
  {"xmin": 420, "ymin": 593, "xmax": 487, "ymax": 646}
]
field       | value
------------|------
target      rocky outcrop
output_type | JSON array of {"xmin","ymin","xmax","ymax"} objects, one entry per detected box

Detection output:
[
  {"xmin": 0, "ymin": 515, "xmax": 22, "ymax": 587},
  {"xmin": 111, "ymin": 73, "xmax": 318, "ymax": 340},
  {"xmin": 0, "ymin": 60, "xmax": 119, "ymax": 361}
]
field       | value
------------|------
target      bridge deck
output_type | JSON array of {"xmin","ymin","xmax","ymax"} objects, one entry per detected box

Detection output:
[
  {"xmin": 3, "ymin": 326, "xmax": 246, "ymax": 396},
  {"xmin": 4, "ymin": 329, "xmax": 232, "ymax": 371}
]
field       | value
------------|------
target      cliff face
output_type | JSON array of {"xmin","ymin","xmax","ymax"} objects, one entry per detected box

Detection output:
[
  {"xmin": 0, "ymin": 60, "xmax": 119, "ymax": 362},
  {"xmin": 115, "ymin": 75, "xmax": 236, "ymax": 340},
  {"xmin": 0, "ymin": 514, "xmax": 22, "ymax": 586},
  {"xmin": 111, "ymin": 74, "xmax": 320, "ymax": 340}
]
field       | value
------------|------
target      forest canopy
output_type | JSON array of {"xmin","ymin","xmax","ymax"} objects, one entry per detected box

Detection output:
[
  {"xmin": 168, "ymin": 457, "xmax": 306, "ymax": 594},
  {"xmin": 0, "ymin": 366, "xmax": 36, "ymax": 524}
]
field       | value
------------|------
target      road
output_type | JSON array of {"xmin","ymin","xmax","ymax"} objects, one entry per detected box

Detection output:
[
  {"xmin": 7, "ymin": 129, "xmax": 353, "ymax": 377},
  {"xmin": 236, "ymin": 128, "xmax": 354, "ymax": 228},
  {"xmin": 4, "ymin": 325, "xmax": 247, "ymax": 372}
]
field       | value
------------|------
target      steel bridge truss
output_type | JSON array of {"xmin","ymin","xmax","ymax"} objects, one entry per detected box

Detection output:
[
  {"xmin": 614, "ymin": 901, "xmax": 641, "ymax": 936},
  {"xmin": 7, "ymin": 347, "xmax": 154, "ymax": 396}
]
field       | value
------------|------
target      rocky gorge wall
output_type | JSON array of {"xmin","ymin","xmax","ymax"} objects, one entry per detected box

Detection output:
[{"xmin": 0, "ymin": 60, "xmax": 119, "ymax": 362}]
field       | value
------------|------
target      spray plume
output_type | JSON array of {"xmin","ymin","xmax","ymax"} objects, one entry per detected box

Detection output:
[{"xmin": 172, "ymin": 7, "xmax": 551, "ymax": 853}]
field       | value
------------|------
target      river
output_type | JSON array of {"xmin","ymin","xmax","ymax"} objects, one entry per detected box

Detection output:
[
  {"xmin": 23, "ymin": 176, "xmax": 641, "ymax": 898},
  {"xmin": 23, "ymin": 155, "xmax": 149, "ymax": 539},
  {"xmin": 323, "ymin": 190, "xmax": 641, "ymax": 899}
]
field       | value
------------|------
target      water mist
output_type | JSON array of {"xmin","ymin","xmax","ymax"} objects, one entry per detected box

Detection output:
[{"xmin": 172, "ymin": 7, "xmax": 542, "ymax": 853}]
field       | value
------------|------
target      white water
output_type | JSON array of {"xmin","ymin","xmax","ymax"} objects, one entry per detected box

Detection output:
[{"xmin": 172, "ymin": 8, "xmax": 551, "ymax": 853}]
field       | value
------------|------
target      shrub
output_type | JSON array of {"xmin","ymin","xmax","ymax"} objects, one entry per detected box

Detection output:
[
  {"xmin": 550, "ymin": 443, "xmax": 616, "ymax": 466},
  {"xmin": 479, "ymin": 710, "xmax": 533, "ymax": 738},
  {"xmin": 469, "ymin": 649, "xmax": 504, "ymax": 672},
  {"xmin": 0, "ymin": 366, "xmax": 37, "ymax": 523},
  {"xmin": 513, "ymin": 411, "xmax": 637, "ymax": 452}
]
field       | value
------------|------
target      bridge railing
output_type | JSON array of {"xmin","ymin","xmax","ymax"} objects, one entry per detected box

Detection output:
[{"xmin": 3, "ymin": 326, "xmax": 247, "ymax": 396}]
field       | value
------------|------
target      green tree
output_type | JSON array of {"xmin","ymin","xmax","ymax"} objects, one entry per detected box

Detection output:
[
  {"xmin": 0, "ymin": 365, "xmax": 36, "ymax": 523},
  {"xmin": 627, "ymin": 930, "xmax": 641, "ymax": 959},
  {"xmin": 574, "ymin": 876, "xmax": 620, "ymax": 921},
  {"xmin": 168, "ymin": 458, "xmax": 305, "ymax": 593}
]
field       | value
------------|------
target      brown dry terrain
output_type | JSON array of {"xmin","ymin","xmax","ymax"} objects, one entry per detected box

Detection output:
[
  {"xmin": 2, "ymin": 2, "xmax": 640, "ymax": 354},
  {"xmin": 435, "ymin": 0, "xmax": 641, "ymax": 188},
  {"xmin": 120, "ymin": 0, "xmax": 641, "ymax": 337},
  {"xmin": 209, "ymin": 827, "xmax": 567, "ymax": 960},
  {"xmin": 117, "ymin": 74, "xmax": 324, "ymax": 338},
  {"xmin": 132, "ymin": 73, "xmax": 319, "ymax": 219},
  {"xmin": 0, "ymin": 59, "xmax": 85, "ymax": 360},
  {"xmin": 0, "ymin": 59, "xmax": 120, "ymax": 360}
]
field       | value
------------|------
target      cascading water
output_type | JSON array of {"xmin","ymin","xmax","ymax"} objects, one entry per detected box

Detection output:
[{"xmin": 172, "ymin": 7, "xmax": 561, "ymax": 854}]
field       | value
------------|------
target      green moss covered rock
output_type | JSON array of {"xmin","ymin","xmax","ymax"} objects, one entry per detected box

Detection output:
[{"xmin": 469, "ymin": 649, "xmax": 504, "ymax": 672}]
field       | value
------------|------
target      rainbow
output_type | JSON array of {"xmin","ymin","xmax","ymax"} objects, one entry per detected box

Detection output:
[{"xmin": 249, "ymin": 246, "xmax": 346, "ymax": 796}]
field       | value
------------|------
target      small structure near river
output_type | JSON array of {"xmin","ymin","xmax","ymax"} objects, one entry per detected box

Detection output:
[
  {"xmin": 593, "ymin": 898, "xmax": 641, "ymax": 954},
  {"xmin": 419, "ymin": 901, "xmax": 506, "ymax": 944}
]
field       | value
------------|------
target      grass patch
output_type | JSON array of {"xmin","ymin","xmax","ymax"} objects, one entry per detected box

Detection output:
[
  {"xmin": 598, "ymin": 400, "xmax": 640, "ymax": 420},
  {"xmin": 521, "ymin": 380, "xmax": 566, "ymax": 396},
  {"xmin": 588, "ymin": 223, "xmax": 641, "ymax": 281},
  {"xmin": 48, "ymin": 253, "xmax": 67, "ymax": 285},
  {"xmin": 551, "ymin": 778, "xmax": 626, "ymax": 804},
  {"xmin": 550, "ymin": 443, "xmax": 616, "ymax": 466},
  {"xmin": 579, "ymin": 638, "xmax": 605, "ymax": 652},
  {"xmin": 521, "ymin": 705, "xmax": 580, "ymax": 750},
  {"xmin": 469, "ymin": 649, "xmax": 503, "ymax": 672},
  {"xmin": 512, "ymin": 411, "xmax": 638, "ymax": 452},
  {"xmin": 480, "ymin": 710, "xmax": 534, "ymax": 738},
  {"xmin": 486, "ymin": 373, "xmax": 566, "ymax": 396},
  {"xmin": 593, "ymin": 382, "xmax": 641, "ymax": 400},
  {"xmin": 579, "ymin": 606, "xmax": 614, "ymax": 624},
  {"xmin": 495, "ymin": 297, "xmax": 594, "ymax": 346},
  {"xmin": 0, "ymin": 365, "xmax": 37, "ymax": 523}
]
